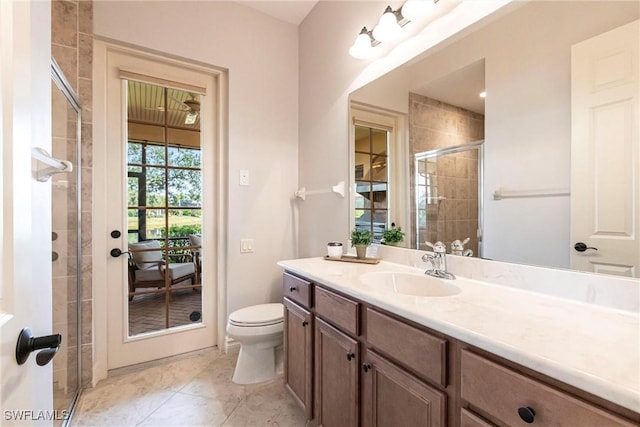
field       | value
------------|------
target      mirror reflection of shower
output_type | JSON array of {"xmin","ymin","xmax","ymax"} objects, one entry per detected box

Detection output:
[{"xmin": 415, "ymin": 141, "xmax": 483, "ymax": 257}]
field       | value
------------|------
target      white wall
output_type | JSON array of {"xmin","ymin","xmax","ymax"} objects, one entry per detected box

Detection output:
[
  {"xmin": 299, "ymin": 1, "xmax": 638, "ymax": 269},
  {"xmin": 93, "ymin": 1, "xmax": 299, "ymax": 314}
]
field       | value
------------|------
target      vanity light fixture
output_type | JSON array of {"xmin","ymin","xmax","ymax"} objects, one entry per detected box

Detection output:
[
  {"xmin": 349, "ymin": 0, "xmax": 438, "ymax": 59},
  {"xmin": 372, "ymin": 6, "xmax": 403, "ymax": 43},
  {"xmin": 479, "ymin": 91, "xmax": 486, "ymax": 98},
  {"xmin": 349, "ymin": 27, "xmax": 377, "ymax": 60},
  {"xmin": 401, "ymin": 0, "xmax": 437, "ymax": 22}
]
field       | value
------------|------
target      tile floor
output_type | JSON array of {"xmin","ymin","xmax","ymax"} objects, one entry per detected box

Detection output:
[{"xmin": 71, "ymin": 348, "xmax": 309, "ymax": 427}]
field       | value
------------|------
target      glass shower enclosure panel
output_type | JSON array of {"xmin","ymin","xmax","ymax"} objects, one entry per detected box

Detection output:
[
  {"xmin": 415, "ymin": 142, "xmax": 483, "ymax": 257},
  {"xmin": 51, "ymin": 59, "xmax": 82, "ymax": 425}
]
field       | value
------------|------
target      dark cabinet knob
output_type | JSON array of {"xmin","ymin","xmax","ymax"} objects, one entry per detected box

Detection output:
[
  {"xmin": 346, "ymin": 352, "xmax": 355, "ymax": 361},
  {"xmin": 574, "ymin": 242, "xmax": 597, "ymax": 252},
  {"xmin": 289, "ymin": 286, "xmax": 297, "ymax": 292},
  {"xmin": 110, "ymin": 230, "xmax": 121, "ymax": 238},
  {"xmin": 301, "ymin": 320, "xmax": 309, "ymax": 327},
  {"xmin": 518, "ymin": 406, "xmax": 536, "ymax": 423},
  {"xmin": 362, "ymin": 363, "xmax": 371, "ymax": 372}
]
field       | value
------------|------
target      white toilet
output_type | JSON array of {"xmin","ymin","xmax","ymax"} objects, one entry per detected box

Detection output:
[{"xmin": 226, "ymin": 302, "xmax": 284, "ymax": 384}]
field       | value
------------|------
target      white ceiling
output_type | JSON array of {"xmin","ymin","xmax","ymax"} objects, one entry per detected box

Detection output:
[{"xmin": 236, "ymin": 1, "xmax": 319, "ymax": 25}]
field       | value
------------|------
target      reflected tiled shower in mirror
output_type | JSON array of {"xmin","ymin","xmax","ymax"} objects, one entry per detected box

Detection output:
[{"xmin": 51, "ymin": 59, "xmax": 82, "ymax": 425}]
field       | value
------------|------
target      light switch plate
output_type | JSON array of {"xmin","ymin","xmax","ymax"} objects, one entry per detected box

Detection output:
[{"xmin": 240, "ymin": 238, "xmax": 254, "ymax": 253}]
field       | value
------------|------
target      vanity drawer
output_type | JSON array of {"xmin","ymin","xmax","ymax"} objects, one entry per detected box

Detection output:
[
  {"xmin": 314, "ymin": 286, "xmax": 359, "ymax": 336},
  {"xmin": 461, "ymin": 350, "xmax": 636, "ymax": 427},
  {"xmin": 365, "ymin": 308, "xmax": 447, "ymax": 387},
  {"xmin": 283, "ymin": 272, "xmax": 312, "ymax": 308}
]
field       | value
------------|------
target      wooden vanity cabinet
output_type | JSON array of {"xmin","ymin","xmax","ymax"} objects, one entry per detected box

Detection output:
[
  {"xmin": 282, "ymin": 272, "xmax": 314, "ymax": 419},
  {"xmin": 460, "ymin": 350, "xmax": 637, "ymax": 427},
  {"xmin": 362, "ymin": 350, "xmax": 447, "ymax": 427},
  {"xmin": 282, "ymin": 271, "xmax": 639, "ymax": 427},
  {"xmin": 314, "ymin": 317, "xmax": 360, "ymax": 427}
]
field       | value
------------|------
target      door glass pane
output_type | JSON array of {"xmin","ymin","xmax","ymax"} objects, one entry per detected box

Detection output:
[
  {"xmin": 126, "ymin": 80, "xmax": 203, "ymax": 337},
  {"xmin": 144, "ymin": 166, "xmax": 167, "ymax": 207}
]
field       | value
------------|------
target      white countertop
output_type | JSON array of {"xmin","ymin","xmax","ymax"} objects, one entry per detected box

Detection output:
[{"xmin": 277, "ymin": 257, "xmax": 640, "ymax": 413}]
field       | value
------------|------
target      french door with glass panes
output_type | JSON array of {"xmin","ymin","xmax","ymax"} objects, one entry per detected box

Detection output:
[{"xmin": 104, "ymin": 47, "xmax": 216, "ymax": 369}]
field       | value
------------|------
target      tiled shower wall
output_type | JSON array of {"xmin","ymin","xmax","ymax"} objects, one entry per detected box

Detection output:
[
  {"xmin": 409, "ymin": 93, "xmax": 484, "ymax": 255},
  {"xmin": 52, "ymin": 0, "xmax": 93, "ymax": 387}
]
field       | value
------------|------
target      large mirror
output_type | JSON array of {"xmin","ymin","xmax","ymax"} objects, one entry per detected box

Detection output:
[{"xmin": 350, "ymin": 1, "xmax": 639, "ymax": 276}]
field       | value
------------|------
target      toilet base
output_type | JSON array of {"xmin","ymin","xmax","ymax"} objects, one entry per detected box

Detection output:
[{"xmin": 232, "ymin": 342, "xmax": 283, "ymax": 385}]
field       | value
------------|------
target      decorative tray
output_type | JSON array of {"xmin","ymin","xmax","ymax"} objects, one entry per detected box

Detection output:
[{"xmin": 323, "ymin": 255, "xmax": 380, "ymax": 264}]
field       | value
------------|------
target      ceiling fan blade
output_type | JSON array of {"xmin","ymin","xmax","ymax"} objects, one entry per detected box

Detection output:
[{"xmin": 168, "ymin": 94, "xmax": 190, "ymax": 110}]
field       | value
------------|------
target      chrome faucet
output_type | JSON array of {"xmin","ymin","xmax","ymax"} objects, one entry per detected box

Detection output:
[
  {"xmin": 422, "ymin": 241, "xmax": 456, "ymax": 279},
  {"xmin": 451, "ymin": 238, "xmax": 473, "ymax": 257}
]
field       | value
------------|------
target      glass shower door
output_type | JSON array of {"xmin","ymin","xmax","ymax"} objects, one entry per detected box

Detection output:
[
  {"xmin": 51, "ymin": 60, "xmax": 81, "ymax": 425},
  {"xmin": 415, "ymin": 142, "xmax": 483, "ymax": 257}
]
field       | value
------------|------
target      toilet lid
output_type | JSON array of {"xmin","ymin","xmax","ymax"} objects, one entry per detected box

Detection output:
[{"xmin": 229, "ymin": 303, "xmax": 284, "ymax": 326}]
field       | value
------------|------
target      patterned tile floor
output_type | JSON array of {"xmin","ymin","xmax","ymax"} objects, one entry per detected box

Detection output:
[{"xmin": 71, "ymin": 348, "xmax": 309, "ymax": 427}]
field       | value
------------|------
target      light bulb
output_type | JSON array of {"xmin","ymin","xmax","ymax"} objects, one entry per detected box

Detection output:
[
  {"xmin": 401, "ymin": 0, "xmax": 435, "ymax": 22},
  {"xmin": 349, "ymin": 27, "xmax": 374, "ymax": 59},
  {"xmin": 372, "ymin": 6, "xmax": 401, "ymax": 43}
]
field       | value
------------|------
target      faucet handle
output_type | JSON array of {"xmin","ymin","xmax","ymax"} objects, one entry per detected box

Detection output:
[
  {"xmin": 451, "ymin": 238, "xmax": 470, "ymax": 251},
  {"xmin": 425, "ymin": 241, "xmax": 446, "ymax": 253}
]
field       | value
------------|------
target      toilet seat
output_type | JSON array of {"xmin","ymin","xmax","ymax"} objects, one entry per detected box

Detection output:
[{"xmin": 228, "ymin": 303, "xmax": 284, "ymax": 327}]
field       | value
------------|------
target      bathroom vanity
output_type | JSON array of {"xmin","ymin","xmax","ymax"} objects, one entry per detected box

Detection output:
[{"xmin": 278, "ymin": 257, "xmax": 640, "ymax": 427}]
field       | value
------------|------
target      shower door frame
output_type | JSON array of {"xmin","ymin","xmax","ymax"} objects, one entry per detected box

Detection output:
[
  {"xmin": 51, "ymin": 57, "xmax": 83, "ymax": 425},
  {"xmin": 414, "ymin": 140, "xmax": 484, "ymax": 256}
]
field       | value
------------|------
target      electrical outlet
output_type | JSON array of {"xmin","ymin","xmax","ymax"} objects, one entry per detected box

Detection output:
[
  {"xmin": 239, "ymin": 170, "xmax": 250, "ymax": 186},
  {"xmin": 240, "ymin": 239, "xmax": 254, "ymax": 253}
]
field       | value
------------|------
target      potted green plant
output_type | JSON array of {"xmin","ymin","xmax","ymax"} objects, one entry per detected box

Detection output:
[
  {"xmin": 382, "ymin": 224, "xmax": 405, "ymax": 246},
  {"xmin": 350, "ymin": 228, "xmax": 372, "ymax": 259}
]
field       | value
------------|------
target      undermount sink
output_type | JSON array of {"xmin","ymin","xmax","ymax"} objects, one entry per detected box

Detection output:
[{"xmin": 359, "ymin": 271, "xmax": 461, "ymax": 297}]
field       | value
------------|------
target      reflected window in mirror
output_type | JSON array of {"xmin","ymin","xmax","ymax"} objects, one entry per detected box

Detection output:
[
  {"xmin": 354, "ymin": 125, "xmax": 389, "ymax": 242},
  {"xmin": 351, "ymin": 104, "xmax": 409, "ymax": 244}
]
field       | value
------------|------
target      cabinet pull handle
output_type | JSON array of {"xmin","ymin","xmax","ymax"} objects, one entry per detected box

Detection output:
[
  {"xmin": 362, "ymin": 363, "xmax": 371, "ymax": 372},
  {"xmin": 518, "ymin": 406, "xmax": 535, "ymax": 423},
  {"xmin": 289, "ymin": 286, "xmax": 297, "ymax": 292},
  {"xmin": 346, "ymin": 352, "xmax": 355, "ymax": 361},
  {"xmin": 302, "ymin": 320, "xmax": 309, "ymax": 327}
]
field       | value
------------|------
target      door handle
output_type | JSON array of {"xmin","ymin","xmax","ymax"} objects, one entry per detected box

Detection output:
[
  {"xmin": 110, "ymin": 248, "xmax": 129, "ymax": 258},
  {"xmin": 574, "ymin": 242, "xmax": 598, "ymax": 252},
  {"xmin": 16, "ymin": 328, "xmax": 62, "ymax": 366}
]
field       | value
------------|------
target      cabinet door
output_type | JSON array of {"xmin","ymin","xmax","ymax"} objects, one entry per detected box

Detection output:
[
  {"xmin": 284, "ymin": 298, "xmax": 313, "ymax": 419},
  {"xmin": 362, "ymin": 350, "xmax": 446, "ymax": 427},
  {"xmin": 315, "ymin": 318, "xmax": 359, "ymax": 427}
]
